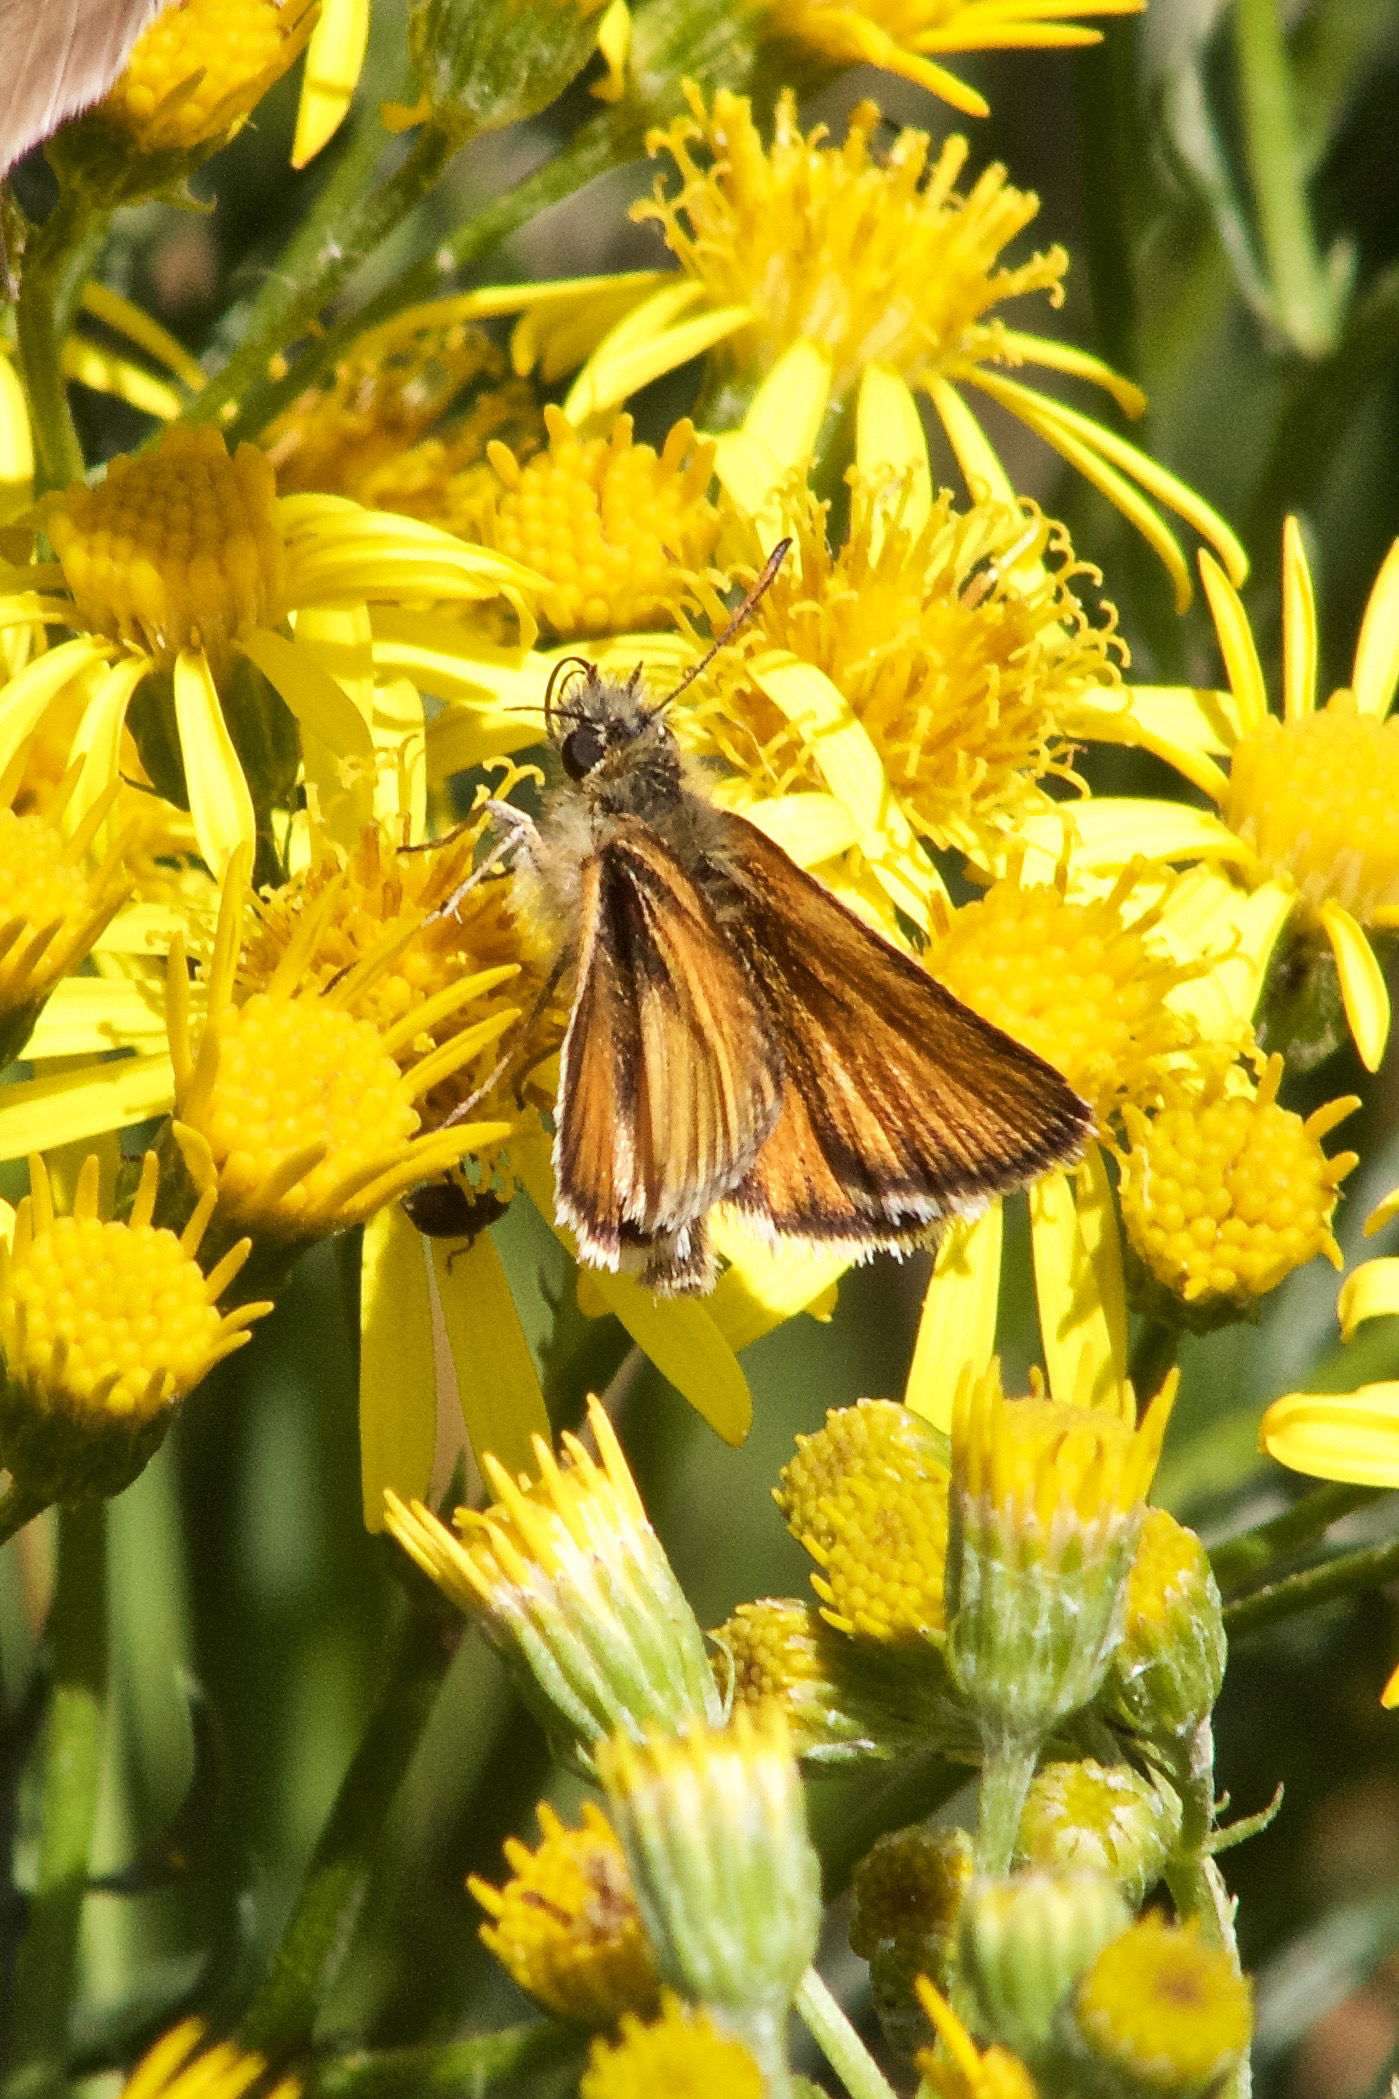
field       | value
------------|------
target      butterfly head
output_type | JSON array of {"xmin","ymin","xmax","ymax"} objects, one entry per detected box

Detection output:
[{"xmin": 545, "ymin": 658, "xmax": 677, "ymax": 791}]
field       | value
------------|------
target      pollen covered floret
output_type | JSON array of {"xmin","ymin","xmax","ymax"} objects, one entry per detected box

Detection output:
[
  {"xmin": 579, "ymin": 1994, "xmax": 765, "ymax": 2099},
  {"xmin": 481, "ymin": 408, "xmax": 719, "ymax": 638},
  {"xmin": 43, "ymin": 427, "xmax": 287, "ymax": 668},
  {"xmin": 1118, "ymin": 1058, "xmax": 1357, "ymax": 1316},
  {"xmin": 470, "ymin": 1801, "xmax": 659, "ymax": 2025},
  {"xmin": 1224, "ymin": 696, "xmax": 1399, "ymax": 927},
  {"xmin": 0, "ymin": 1154, "xmax": 265, "ymax": 1502},
  {"xmin": 99, "ymin": 0, "xmax": 316, "ymax": 154},
  {"xmin": 1073, "ymin": 1913, "xmax": 1252, "ymax": 2095}
]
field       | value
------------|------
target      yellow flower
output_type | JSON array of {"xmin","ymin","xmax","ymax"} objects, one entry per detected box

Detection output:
[
  {"xmin": 469, "ymin": 1800, "xmax": 660, "ymax": 2024},
  {"xmin": 167, "ymin": 849, "xmax": 516, "ymax": 1241},
  {"xmin": 122, "ymin": 2021, "xmax": 301, "ymax": 2099},
  {"xmin": 915, "ymin": 1978, "xmax": 1039, "ymax": 2099},
  {"xmin": 762, "ymin": 0, "xmax": 1142, "ymax": 120},
  {"xmin": 1074, "ymin": 1913, "xmax": 1252, "ymax": 2095},
  {"xmin": 561, "ymin": 90, "xmax": 1243, "ymax": 607},
  {"xmin": 99, "ymin": 0, "xmax": 318, "ymax": 155},
  {"xmin": 292, "ymin": 0, "xmax": 370, "ymax": 165},
  {"xmin": 0, "ymin": 423, "xmax": 538, "ymax": 875},
  {"xmin": 1088, "ymin": 522, "xmax": 1399, "ymax": 1069},
  {"xmin": 479, "ymin": 408, "xmax": 719, "ymax": 639},
  {"xmin": 0, "ymin": 758, "xmax": 132, "ymax": 1065},
  {"xmin": 579, "ymin": 1994, "xmax": 766, "ymax": 2099},
  {"xmin": 1119, "ymin": 1057, "xmax": 1358, "ymax": 1323},
  {"xmin": 1016, "ymin": 1759, "xmax": 1179, "ymax": 1904},
  {"xmin": 0, "ymin": 1151, "xmax": 267, "ymax": 1503},
  {"xmin": 1102, "ymin": 1506, "xmax": 1226, "ymax": 1743}
]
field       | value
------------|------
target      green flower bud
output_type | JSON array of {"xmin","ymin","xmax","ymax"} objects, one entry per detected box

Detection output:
[{"xmin": 959, "ymin": 1869, "xmax": 1130, "ymax": 2055}]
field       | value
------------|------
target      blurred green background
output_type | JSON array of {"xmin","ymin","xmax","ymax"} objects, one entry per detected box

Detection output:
[{"xmin": 4, "ymin": 1, "xmax": 1399, "ymax": 2092}]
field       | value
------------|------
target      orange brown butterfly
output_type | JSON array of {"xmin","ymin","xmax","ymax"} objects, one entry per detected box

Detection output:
[{"xmin": 453, "ymin": 542, "xmax": 1090, "ymax": 1294}]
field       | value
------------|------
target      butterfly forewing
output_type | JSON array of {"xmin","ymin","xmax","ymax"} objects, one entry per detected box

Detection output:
[
  {"xmin": 712, "ymin": 812, "xmax": 1091, "ymax": 1243},
  {"xmin": 554, "ymin": 821, "xmax": 784, "ymax": 1272}
]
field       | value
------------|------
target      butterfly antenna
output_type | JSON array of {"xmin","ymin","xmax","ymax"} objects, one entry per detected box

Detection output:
[
  {"xmin": 660, "ymin": 538, "xmax": 792, "ymax": 711},
  {"xmin": 544, "ymin": 656, "xmax": 595, "ymax": 738}
]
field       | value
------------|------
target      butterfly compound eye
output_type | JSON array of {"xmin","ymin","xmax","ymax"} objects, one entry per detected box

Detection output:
[{"xmin": 561, "ymin": 722, "xmax": 607, "ymax": 780}]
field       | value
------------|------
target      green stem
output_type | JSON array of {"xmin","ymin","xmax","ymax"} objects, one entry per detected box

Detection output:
[
  {"xmin": 1222, "ymin": 1526, "xmax": 1399, "ymax": 1641},
  {"xmin": 186, "ymin": 124, "xmax": 459, "ymax": 437},
  {"xmin": 308, "ymin": 2028, "xmax": 579, "ymax": 2099},
  {"xmin": 1210, "ymin": 1482, "xmax": 1387, "ymax": 1595},
  {"xmin": 3, "ymin": 1502, "xmax": 108, "ymax": 2099},
  {"xmin": 221, "ymin": 109, "xmax": 638, "ymax": 444},
  {"xmin": 795, "ymin": 1968, "xmax": 897, "ymax": 2099},
  {"xmin": 15, "ymin": 192, "xmax": 109, "ymax": 492},
  {"xmin": 237, "ymin": 1590, "xmax": 459, "ymax": 2054},
  {"xmin": 973, "ymin": 1737, "xmax": 1039, "ymax": 1877},
  {"xmin": 0, "ymin": 1482, "xmax": 50, "ymax": 1549},
  {"xmin": 1231, "ymin": 0, "xmax": 1339, "ymax": 356}
]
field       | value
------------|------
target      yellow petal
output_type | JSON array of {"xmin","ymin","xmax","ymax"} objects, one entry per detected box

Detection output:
[
  {"xmin": 292, "ymin": 0, "xmax": 369, "ymax": 167},
  {"xmin": 906, "ymin": 1203, "xmax": 1002, "ymax": 1432},
  {"xmin": 61, "ymin": 341, "xmax": 181, "ymax": 421},
  {"xmin": 995, "ymin": 329, "xmax": 1146, "ymax": 417},
  {"xmin": 359, "ymin": 1204, "xmax": 437, "ymax": 1530},
  {"xmin": 433, "ymin": 1227, "xmax": 550, "ymax": 1476},
  {"xmin": 1382, "ymin": 1658, "xmax": 1399, "ymax": 1710},
  {"xmin": 0, "ymin": 1054, "xmax": 174, "ymax": 1159},
  {"xmin": 241, "ymin": 625, "xmax": 375, "ymax": 758},
  {"xmin": 1159, "ymin": 872, "xmax": 1293, "ymax": 1039},
  {"xmin": 0, "ymin": 635, "xmax": 112, "ymax": 777},
  {"xmin": 173, "ymin": 648, "xmax": 256, "ymax": 879},
  {"xmin": 66, "ymin": 655, "xmax": 148, "ymax": 822},
  {"xmin": 79, "ymin": 283, "xmax": 207, "ymax": 392},
  {"xmin": 24, "ymin": 978, "xmax": 167, "ymax": 1058},
  {"xmin": 1280, "ymin": 516, "xmax": 1318, "ymax": 721},
  {"xmin": 1079, "ymin": 682, "xmax": 1239, "ymax": 799},
  {"xmin": 1351, "ymin": 535, "xmax": 1399, "ymax": 719},
  {"xmin": 713, "ymin": 339, "xmax": 832, "ymax": 539},
  {"xmin": 564, "ymin": 300, "xmax": 750, "ymax": 425},
  {"xmin": 1029, "ymin": 1161, "xmax": 1126, "ymax": 1411},
  {"xmin": 707, "ymin": 1213, "xmax": 846, "ymax": 1351},
  {"xmin": 923, "ymin": 374, "xmax": 1016, "ymax": 503},
  {"xmin": 591, "ymin": 0, "xmax": 630, "ymax": 98},
  {"xmin": 855, "ymin": 365, "xmax": 932, "ymax": 546},
  {"xmin": 1338, "ymin": 1257, "xmax": 1399, "ymax": 1341},
  {"xmin": 1320, "ymin": 899, "xmax": 1390, "ymax": 1072},
  {"xmin": 1200, "ymin": 552, "xmax": 1269, "ymax": 731},
  {"xmin": 733, "ymin": 791, "xmax": 858, "ymax": 868},
  {"xmin": 1260, "ymin": 1385, "xmax": 1399, "ymax": 1487},
  {"xmin": 1365, "ymin": 1187, "xmax": 1399, "ymax": 1238},
  {"xmin": 1010, "ymin": 795, "xmax": 1251, "ymax": 879}
]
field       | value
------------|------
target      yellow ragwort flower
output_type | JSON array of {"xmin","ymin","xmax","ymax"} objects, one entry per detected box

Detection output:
[
  {"xmin": 1114, "ymin": 524, "xmax": 1399, "ymax": 1069},
  {"xmin": 1103, "ymin": 1506, "xmax": 1226, "ymax": 1742},
  {"xmin": 1119, "ymin": 1056, "xmax": 1358, "ymax": 1322},
  {"xmin": 579, "ymin": 1993, "xmax": 766, "ymax": 2099},
  {"xmin": 1074, "ymin": 1913, "xmax": 1252, "ymax": 2095},
  {"xmin": 0, "ymin": 1153, "xmax": 266, "ymax": 1502},
  {"xmin": 99, "ymin": 0, "xmax": 317, "ymax": 155},
  {"xmin": 167, "ymin": 850, "xmax": 517, "ymax": 1241},
  {"xmin": 0, "ymin": 758, "xmax": 132, "ymax": 1063},
  {"xmin": 1016, "ymin": 1759, "xmax": 1179, "ymax": 1904},
  {"xmin": 470, "ymin": 1799, "xmax": 660, "ymax": 2025},
  {"xmin": 915, "ymin": 1978, "xmax": 1039, "ymax": 2099},
  {"xmin": 121, "ymin": 2020, "xmax": 300, "ymax": 2099},
  {"xmin": 607, "ymin": 89, "xmax": 1243, "ymax": 606},
  {"xmin": 763, "ymin": 0, "xmax": 1142, "ymax": 120},
  {"xmin": 0, "ymin": 423, "xmax": 537, "ymax": 875},
  {"xmin": 480, "ymin": 408, "xmax": 719, "ymax": 639}
]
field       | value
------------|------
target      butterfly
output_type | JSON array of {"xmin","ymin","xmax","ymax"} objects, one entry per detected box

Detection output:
[{"xmin": 481, "ymin": 544, "xmax": 1091, "ymax": 1294}]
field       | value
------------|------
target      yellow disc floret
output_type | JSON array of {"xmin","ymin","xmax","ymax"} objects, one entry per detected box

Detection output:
[
  {"xmin": 1224, "ymin": 696, "xmax": 1399, "ymax": 928},
  {"xmin": 43, "ymin": 427, "xmax": 287, "ymax": 670},
  {"xmin": 638, "ymin": 88, "xmax": 1066, "ymax": 404},
  {"xmin": 0, "ymin": 781, "xmax": 131, "ymax": 1042},
  {"xmin": 1074, "ymin": 1914, "xmax": 1252, "ymax": 2094},
  {"xmin": 579, "ymin": 1994, "xmax": 765, "ymax": 2099},
  {"xmin": 481, "ymin": 408, "xmax": 718, "ymax": 638},
  {"xmin": 1119, "ymin": 1058, "xmax": 1358, "ymax": 1315},
  {"xmin": 100, "ymin": 0, "xmax": 316, "ymax": 154},
  {"xmin": 470, "ymin": 1801, "xmax": 659, "ymax": 2025},
  {"xmin": 0, "ymin": 1154, "xmax": 265, "ymax": 1502}
]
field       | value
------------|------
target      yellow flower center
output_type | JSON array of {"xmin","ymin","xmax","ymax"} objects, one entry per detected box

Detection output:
[
  {"xmin": 0, "ymin": 1214, "xmax": 226, "ymax": 1422},
  {"xmin": 0, "ymin": 808, "xmax": 127, "ymax": 1019},
  {"xmin": 807, "ymin": 1469, "xmax": 949, "ymax": 1644},
  {"xmin": 580, "ymin": 1997, "xmax": 765, "ymax": 2099},
  {"xmin": 1224, "ymin": 698, "xmax": 1399, "ymax": 924},
  {"xmin": 1123, "ymin": 1508, "xmax": 1211, "ymax": 1636},
  {"xmin": 1075, "ymin": 1915, "xmax": 1251, "ymax": 2090},
  {"xmin": 1119, "ymin": 1079, "xmax": 1354, "ymax": 1311},
  {"xmin": 483, "ymin": 409, "xmax": 719, "ymax": 639},
  {"xmin": 638, "ymin": 89, "xmax": 1066, "ymax": 402},
  {"xmin": 44, "ymin": 426, "xmax": 287, "ymax": 669},
  {"xmin": 191, "ymin": 993, "xmax": 420, "ymax": 1237},
  {"xmin": 472, "ymin": 1802, "xmax": 658, "ymax": 2025},
  {"xmin": 101, "ymin": 0, "xmax": 314, "ymax": 152},
  {"xmin": 713, "ymin": 1597, "xmax": 830, "ymax": 1711},
  {"xmin": 927, "ymin": 876, "xmax": 1194, "ymax": 1123}
]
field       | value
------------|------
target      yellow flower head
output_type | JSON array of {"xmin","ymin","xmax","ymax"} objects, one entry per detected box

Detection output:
[
  {"xmin": 167, "ymin": 851, "xmax": 517, "ymax": 1242},
  {"xmin": 686, "ymin": 485, "xmax": 1121, "ymax": 856},
  {"xmin": 915, "ymin": 1978, "xmax": 1039, "ymax": 2099},
  {"xmin": 1016, "ymin": 1758, "xmax": 1180, "ymax": 1903},
  {"xmin": 480, "ymin": 408, "xmax": 719, "ymax": 639},
  {"xmin": 263, "ymin": 314, "xmax": 545, "ymax": 536},
  {"xmin": 579, "ymin": 1993, "xmax": 766, "ymax": 2099},
  {"xmin": 469, "ymin": 1800, "xmax": 659, "ymax": 2025},
  {"xmin": 122, "ymin": 2020, "xmax": 301, "ymax": 2099},
  {"xmin": 710, "ymin": 1595, "xmax": 947, "ymax": 1761},
  {"xmin": 385, "ymin": 1397, "xmax": 721, "ymax": 1753},
  {"xmin": 763, "ymin": 0, "xmax": 1143, "ymax": 120},
  {"xmin": 1074, "ymin": 1913, "xmax": 1252, "ymax": 2094},
  {"xmin": 99, "ymin": 0, "xmax": 317, "ymax": 154},
  {"xmin": 927, "ymin": 862, "xmax": 1208, "ymax": 1129},
  {"xmin": 639, "ymin": 90, "xmax": 1066, "ymax": 409},
  {"xmin": 1119, "ymin": 1057, "xmax": 1358, "ymax": 1322},
  {"xmin": 0, "ymin": 1153, "xmax": 266, "ymax": 1502},
  {"xmin": 0, "ymin": 758, "xmax": 131, "ymax": 1056},
  {"xmin": 1103, "ymin": 1506, "xmax": 1226, "ymax": 1742}
]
